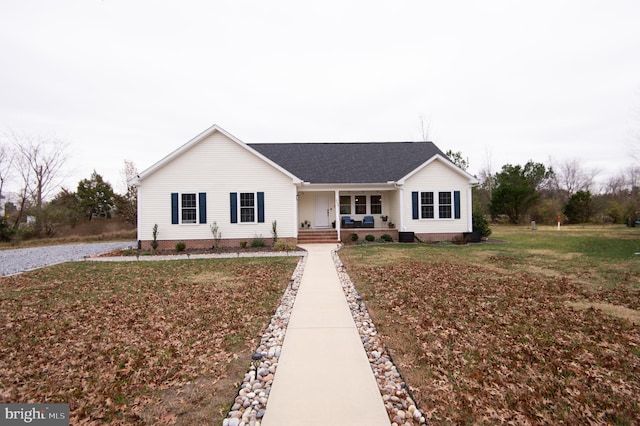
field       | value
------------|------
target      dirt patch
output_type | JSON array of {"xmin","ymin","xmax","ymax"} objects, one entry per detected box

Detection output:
[
  {"xmin": 566, "ymin": 300, "xmax": 640, "ymax": 324},
  {"xmin": 526, "ymin": 249, "xmax": 583, "ymax": 259},
  {"xmin": 139, "ymin": 352, "xmax": 250, "ymax": 425}
]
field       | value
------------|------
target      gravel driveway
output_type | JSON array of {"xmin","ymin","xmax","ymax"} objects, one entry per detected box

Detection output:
[{"xmin": 0, "ymin": 241, "xmax": 136, "ymax": 276}]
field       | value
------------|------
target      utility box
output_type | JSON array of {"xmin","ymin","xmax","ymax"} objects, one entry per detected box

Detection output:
[{"xmin": 398, "ymin": 232, "xmax": 414, "ymax": 243}]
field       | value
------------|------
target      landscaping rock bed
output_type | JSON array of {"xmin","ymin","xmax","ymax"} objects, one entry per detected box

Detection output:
[
  {"xmin": 222, "ymin": 255, "xmax": 306, "ymax": 426},
  {"xmin": 223, "ymin": 246, "xmax": 426, "ymax": 426},
  {"xmin": 333, "ymin": 248, "xmax": 427, "ymax": 426}
]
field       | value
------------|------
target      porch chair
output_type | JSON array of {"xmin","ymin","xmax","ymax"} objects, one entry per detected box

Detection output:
[
  {"xmin": 341, "ymin": 216, "xmax": 355, "ymax": 228},
  {"xmin": 362, "ymin": 216, "xmax": 374, "ymax": 228}
]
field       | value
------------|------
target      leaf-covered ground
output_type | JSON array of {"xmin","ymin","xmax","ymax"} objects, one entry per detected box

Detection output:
[
  {"xmin": 0, "ymin": 258, "xmax": 298, "ymax": 424},
  {"xmin": 340, "ymin": 231, "xmax": 640, "ymax": 425}
]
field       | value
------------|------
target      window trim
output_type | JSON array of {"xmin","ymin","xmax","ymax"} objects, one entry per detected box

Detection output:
[
  {"xmin": 339, "ymin": 195, "xmax": 351, "ymax": 215},
  {"xmin": 420, "ymin": 191, "xmax": 434, "ymax": 219},
  {"xmin": 239, "ymin": 192, "xmax": 257, "ymax": 224},
  {"xmin": 354, "ymin": 195, "xmax": 367, "ymax": 215},
  {"xmin": 181, "ymin": 193, "xmax": 198, "ymax": 224},
  {"xmin": 370, "ymin": 195, "xmax": 382, "ymax": 215},
  {"xmin": 438, "ymin": 191, "xmax": 453, "ymax": 219}
]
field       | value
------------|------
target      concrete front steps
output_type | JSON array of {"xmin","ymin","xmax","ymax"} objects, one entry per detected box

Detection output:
[{"xmin": 297, "ymin": 229, "xmax": 339, "ymax": 244}]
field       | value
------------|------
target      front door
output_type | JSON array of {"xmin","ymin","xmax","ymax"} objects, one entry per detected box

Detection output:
[{"xmin": 314, "ymin": 195, "xmax": 330, "ymax": 228}]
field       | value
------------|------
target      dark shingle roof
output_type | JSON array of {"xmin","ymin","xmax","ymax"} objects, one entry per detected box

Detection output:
[{"xmin": 248, "ymin": 142, "xmax": 448, "ymax": 184}]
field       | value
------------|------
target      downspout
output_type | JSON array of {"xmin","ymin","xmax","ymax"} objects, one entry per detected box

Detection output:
[
  {"xmin": 467, "ymin": 185, "xmax": 473, "ymax": 232},
  {"xmin": 399, "ymin": 187, "xmax": 405, "ymax": 231}
]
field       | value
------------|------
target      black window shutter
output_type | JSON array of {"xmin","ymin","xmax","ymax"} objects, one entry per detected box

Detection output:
[
  {"xmin": 171, "ymin": 193, "xmax": 179, "ymax": 224},
  {"xmin": 199, "ymin": 192, "xmax": 207, "ymax": 224},
  {"xmin": 257, "ymin": 192, "xmax": 265, "ymax": 223},
  {"xmin": 230, "ymin": 192, "xmax": 238, "ymax": 223},
  {"xmin": 412, "ymin": 192, "xmax": 419, "ymax": 220},
  {"xmin": 454, "ymin": 191, "xmax": 461, "ymax": 219}
]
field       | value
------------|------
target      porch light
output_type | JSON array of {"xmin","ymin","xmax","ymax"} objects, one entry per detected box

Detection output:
[{"xmin": 251, "ymin": 352, "xmax": 263, "ymax": 379}]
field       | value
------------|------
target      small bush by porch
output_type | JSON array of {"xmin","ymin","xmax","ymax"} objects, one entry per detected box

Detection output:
[{"xmin": 340, "ymin": 229, "xmax": 399, "ymax": 244}]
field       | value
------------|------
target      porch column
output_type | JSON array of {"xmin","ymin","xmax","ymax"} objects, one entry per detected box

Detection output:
[
  {"xmin": 293, "ymin": 186, "xmax": 299, "ymax": 238},
  {"xmin": 335, "ymin": 190, "xmax": 340, "ymax": 239}
]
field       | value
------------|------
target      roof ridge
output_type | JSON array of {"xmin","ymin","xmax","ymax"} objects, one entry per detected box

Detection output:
[{"xmin": 248, "ymin": 141, "xmax": 434, "ymax": 145}]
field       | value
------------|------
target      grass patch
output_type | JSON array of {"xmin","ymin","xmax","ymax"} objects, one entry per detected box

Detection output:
[
  {"xmin": 0, "ymin": 257, "xmax": 298, "ymax": 424},
  {"xmin": 340, "ymin": 224, "xmax": 640, "ymax": 424}
]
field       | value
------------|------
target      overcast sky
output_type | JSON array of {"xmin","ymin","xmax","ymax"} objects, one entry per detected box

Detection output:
[{"xmin": 1, "ymin": 1, "xmax": 639, "ymax": 194}]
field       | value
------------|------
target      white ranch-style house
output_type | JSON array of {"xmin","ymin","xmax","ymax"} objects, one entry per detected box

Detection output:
[{"xmin": 133, "ymin": 125, "xmax": 478, "ymax": 249}]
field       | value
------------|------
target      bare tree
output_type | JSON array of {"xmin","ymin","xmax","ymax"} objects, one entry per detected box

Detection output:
[
  {"xmin": 550, "ymin": 158, "xmax": 600, "ymax": 196},
  {"xmin": 418, "ymin": 115, "xmax": 431, "ymax": 141},
  {"xmin": 478, "ymin": 147, "xmax": 495, "ymax": 198},
  {"xmin": 10, "ymin": 131, "xmax": 69, "ymax": 235},
  {"xmin": 605, "ymin": 174, "xmax": 627, "ymax": 196},
  {"xmin": 0, "ymin": 143, "xmax": 14, "ymax": 205},
  {"xmin": 120, "ymin": 159, "xmax": 138, "ymax": 196},
  {"xmin": 115, "ymin": 159, "xmax": 138, "ymax": 224}
]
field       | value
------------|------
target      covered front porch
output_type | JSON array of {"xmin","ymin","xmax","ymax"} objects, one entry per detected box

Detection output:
[{"xmin": 295, "ymin": 186, "xmax": 401, "ymax": 241}]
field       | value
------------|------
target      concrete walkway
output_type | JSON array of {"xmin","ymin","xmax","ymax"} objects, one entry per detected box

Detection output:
[{"xmin": 261, "ymin": 244, "xmax": 390, "ymax": 426}]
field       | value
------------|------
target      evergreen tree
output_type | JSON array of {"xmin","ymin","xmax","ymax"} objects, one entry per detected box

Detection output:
[
  {"xmin": 564, "ymin": 190, "xmax": 593, "ymax": 224},
  {"xmin": 77, "ymin": 171, "xmax": 115, "ymax": 220},
  {"xmin": 490, "ymin": 161, "xmax": 553, "ymax": 224}
]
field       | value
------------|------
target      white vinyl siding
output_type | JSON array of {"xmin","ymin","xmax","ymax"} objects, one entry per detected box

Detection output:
[
  {"xmin": 137, "ymin": 131, "xmax": 296, "ymax": 241},
  {"xmin": 403, "ymin": 158, "xmax": 472, "ymax": 233}
]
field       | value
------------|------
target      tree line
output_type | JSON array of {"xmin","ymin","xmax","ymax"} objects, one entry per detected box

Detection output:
[
  {"xmin": 0, "ymin": 132, "xmax": 137, "ymax": 241},
  {"xmin": 447, "ymin": 150, "xmax": 640, "ymax": 227}
]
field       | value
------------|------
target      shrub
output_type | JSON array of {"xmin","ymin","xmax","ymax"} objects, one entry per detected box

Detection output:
[
  {"xmin": 0, "ymin": 217, "xmax": 16, "ymax": 242},
  {"xmin": 251, "ymin": 237, "xmax": 265, "ymax": 248},
  {"xmin": 271, "ymin": 220, "xmax": 278, "ymax": 242},
  {"xmin": 472, "ymin": 212, "xmax": 492, "ymax": 238},
  {"xmin": 151, "ymin": 224, "xmax": 159, "ymax": 250},
  {"xmin": 210, "ymin": 221, "xmax": 221, "ymax": 249},
  {"xmin": 380, "ymin": 234, "xmax": 393, "ymax": 242},
  {"xmin": 365, "ymin": 234, "xmax": 375, "ymax": 242},
  {"xmin": 17, "ymin": 225, "xmax": 38, "ymax": 241},
  {"xmin": 175, "ymin": 241, "xmax": 186, "ymax": 251},
  {"xmin": 274, "ymin": 240, "xmax": 297, "ymax": 251},
  {"xmin": 240, "ymin": 241, "xmax": 247, "ymax": 248},
  {"xmin": 350, "ymin": 233, "xmax": 359, "ymax": 242}
]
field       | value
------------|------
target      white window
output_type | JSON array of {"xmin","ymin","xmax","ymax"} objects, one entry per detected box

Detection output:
[
  {"xmin": 339, "ymin": 195, "xmax": 351, "ymax": 214},
  {"xmin": 370, "ymin": 195, "xmax": 382, "ymax": 215},
  {"xmin": 355, "ymin": 195, "xmax": 367, "ymax": 214},
  {"xmin": 420, "ymin": 192, "xmax": 434, "ymax": 219},
  {"xmin": 439, "ymin": 192, "xmax": 452, "ymax": 219},
  {"xmin": 419, "ymin": 191, "xmax": 453, "ymax": 219},
  {"xmin": 181, "ymin": 193, "xmax": 197, "ymax": 224},
  {"xmin": 240, "ymin": 192, "xmax": 256, "ymax": 223}
]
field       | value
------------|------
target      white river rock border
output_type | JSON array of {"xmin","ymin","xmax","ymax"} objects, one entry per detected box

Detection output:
[{"xmin": 223, "ymin": 247, "xmax": 427, "ymax": 426}]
